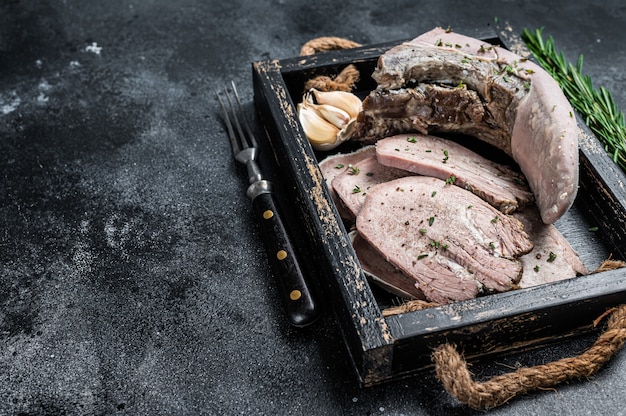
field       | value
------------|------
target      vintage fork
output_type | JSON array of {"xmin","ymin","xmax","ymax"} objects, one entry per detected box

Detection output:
[{"xmin": 216, "ymin": 81, "xmax": 320, "ymax": 327}]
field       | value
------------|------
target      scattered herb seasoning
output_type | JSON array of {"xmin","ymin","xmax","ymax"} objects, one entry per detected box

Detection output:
[
  {"xmin": 431, "ymin": 191, "xmax": 437, "ymax": 197},
  {"xmin": 534, "ymin": 265, "xmax": 540, "ymax": 272},
  {"xmin": 418, "ymin": 253, "xmax": 428, "ymax": 260},
  {"xmin": 588, "ymin": 226, "xmax": 599, "ymax": 232},
  {"xmin": 443, "ymin": 149, "xmax": 449, "ymax": 163},
  {"xmin": 335, "ymin": 163, "xmax": 345, "ymax": 169},
  {"xmin": 491, "ymin": 216, "xmax": 499, "ymax": 223},
  {"xmin": 428, "ymin": 216, "xmax": 435, "ymax": 226},
  {"xmin": 352, "ymin": 185, "xmax": 361, "ymax": 194},
  {"xmin": 419, "ymin": 228, "xmax": 427, "ymax": 235},
  {"xmin": 347, "ymin": 164, "xmax": 360, "ymax": 175},
  {"xmin": 407, "ymin": 136, "xmax": 418, "ymax": 143},
  {"xmin": 503, "ymin": 64, "xmax": 517, "ymax": 75},
  {"xmin": 467, "ymin": 205, "xmax": 473, "ymax": 209},
  {"xmin": 366, "ymin": 172, "xmax": 374, "ymax": 177},
  {"xmin": 445, "ymin": 175, "xmax": 456, "ymax": 185},
  {"xmin": 548, "ymin": 252, "xmax": 557, "ymax": 262},
  {"xmin": 489, "ymin": 242, "xmax": 496, "ymax": 249}
]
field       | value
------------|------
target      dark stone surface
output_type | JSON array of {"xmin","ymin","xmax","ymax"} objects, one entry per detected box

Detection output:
[{"xmin": 1, "ymin": 1, "xmax": 625, "ymax": 415}]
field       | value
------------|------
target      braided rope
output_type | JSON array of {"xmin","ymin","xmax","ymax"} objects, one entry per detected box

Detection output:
[
  {"xmin": 299, "ymin": 37, "xmax": 362, "ymax": 92},
  {"xmin": 432, "ymin": 304, "xmax": 626, "ymax": 410}
]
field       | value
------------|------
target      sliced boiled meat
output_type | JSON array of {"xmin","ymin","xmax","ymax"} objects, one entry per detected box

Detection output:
[
  {"xmin": 318, "ymin": 146, "xmax": 376, "ymax": 219},
  {"xmin": 356, "ymin": 176, "xmax": 534, "ymax": 304},
  {"xmin": 351, "ymin": 231, "xmax": 427, "ymax": 300},
  {"xmin": 354, "ymin": 27, "xmax": 580, "ymax": 225},
  {"xmin": 331, "ymin": 155, "xmax": 413, "ymax": 219},
  {"xmin": 514, "ymin": 207, "xmax": 589, "ymax": 288},
  {"xmin": 375, "ymin": 134, "xmax": 534, "ymax": 214}
]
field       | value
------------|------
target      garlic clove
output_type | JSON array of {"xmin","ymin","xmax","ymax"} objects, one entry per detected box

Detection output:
[
  {"xmin": 338, "ymin": 118, "xmax": 358, "ymax": 143},
  {"xmin": 298, "ymin": 89, "xmax": 363, "ymax": 151},
  {"xmin": 297, "ymin": 102, "xmax": 340, "ymax": 145},
  {"xmin": 309, "ymin": 89, "xmax": 363, "ymax": 119},
  {"xmin": 314, "ymin": 103, "xmax": 351, "ymax": 129}
]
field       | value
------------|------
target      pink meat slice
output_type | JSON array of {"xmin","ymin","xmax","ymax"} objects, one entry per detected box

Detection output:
[
  {"xmin": 318, "ymin": 146, "xmax": 376, "ymax": 219},
  {"xmin": 356, "ymin": 176, "xmax": 534, "ymax": 304},
  {"xmin": 332, "ymin": 155, "xmax": 413, "ymax": 219},
  {"xmin": 351, "ymin": 232, "xmax": 427, "ymax": 300},
  {"xmin": 514, "ymin": 207, "xmax": 589, "ymax": 288},
  {"xmin": 376, "ymin": 134, "xmax": 534, "ymax": 214}
]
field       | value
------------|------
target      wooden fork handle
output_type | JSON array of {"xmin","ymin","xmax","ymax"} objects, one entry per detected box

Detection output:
[{"xmin": 248, "ymin": 180, "xmax": 321, "ymax": 327}]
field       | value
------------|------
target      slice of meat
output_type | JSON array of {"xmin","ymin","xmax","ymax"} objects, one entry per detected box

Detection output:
[
  {"xmin": 332, "ymin": 155, "xmax": 413, "ymax": 219},
  {"xmin": 350, "ymin": 231, "xmax": 427, "ymax": 300},
  {"xmin": 375, "ymin": 134, "xmax": 534, "ymax": 214},
  {"xmin": 356, "ymin": 176, "xmax": 534, "ymax": 304},
  {"xmin": 355, "ymin": 27, "xmax": 580, "ymax": 225},
  {"xmin": 514, "ymin": 207, "xmax": 589, "ymax": 288},
  {"xmin": 318, "ymin": 146, "xmax": 376, "ymax": 219}
]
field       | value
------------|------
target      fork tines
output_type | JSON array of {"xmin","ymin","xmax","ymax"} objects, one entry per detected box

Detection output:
[{"xmin": 216, "ymin": 81, "xmax": 258, "ymax": 154}]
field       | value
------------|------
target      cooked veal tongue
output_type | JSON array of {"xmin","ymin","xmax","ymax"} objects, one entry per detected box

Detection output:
[
  {"xmin": 350, "ymin": 231, "xmax": 428, "ymax": 300},
  {"xmin": 513, "ymin": 206, "xmax": 589, "ymax": 288},
  {"xmin": 356, "ymin": 176, "xmax": 533, "ymax": 304},
  {"xmin": 375, "ymin": 134, "xmax": 534, "ymax": 214},
  {"xmin": 331, "ymin": 155, "xmax": 413, "ymax": 220},
  {"xmin": 354, "ymin": 27, "xmax": 580, "ymax": 225},
  {"xmin": 318, "ymin": 146, "xmax": 376, "ymax": 220}
]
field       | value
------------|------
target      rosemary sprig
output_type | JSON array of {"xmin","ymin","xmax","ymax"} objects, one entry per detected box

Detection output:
[{"xmin": 522, "ymin": 28, "xmax": 626, "ymax": 172}]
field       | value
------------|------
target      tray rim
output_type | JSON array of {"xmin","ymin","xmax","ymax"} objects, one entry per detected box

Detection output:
[{"xmin": 252, "ymin": 27, "xmax": 626, "ymax": 386}]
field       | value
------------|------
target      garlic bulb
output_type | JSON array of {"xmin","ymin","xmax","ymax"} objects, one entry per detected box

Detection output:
[{"xmin": 297, "ymin": 88, "xmax": 362, "ymax": 151}]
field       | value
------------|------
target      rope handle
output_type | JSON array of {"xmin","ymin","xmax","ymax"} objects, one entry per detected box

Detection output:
[
  {"xmin": 300, "ymin": 36, "xmax": 362, "ymax": 56},
  {"xmin": 432, "ymin": 304, "xmax": 626, "ymax": 410},
  {"xmin": 299, "ymin": 37, "xmax": 362, "ymax": 92},
  {"xmin": 428, "ymin": 259, "xmax": 626, "ymax": 409}
]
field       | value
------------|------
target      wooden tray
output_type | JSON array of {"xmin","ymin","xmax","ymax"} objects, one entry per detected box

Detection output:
[{"xmin": 252, "ymin": 27, "xmax": 626, "ymax": 386}]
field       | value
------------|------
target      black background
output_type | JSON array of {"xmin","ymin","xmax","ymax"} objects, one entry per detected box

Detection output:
[{"xmin": 1, "ymin": 1, "xmax": 625, "ymax": 415}]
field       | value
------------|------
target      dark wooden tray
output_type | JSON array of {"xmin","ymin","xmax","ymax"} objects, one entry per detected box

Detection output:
[{"xmin": 252, "ymin": 27, "xmax": 626, "ymax": 387}]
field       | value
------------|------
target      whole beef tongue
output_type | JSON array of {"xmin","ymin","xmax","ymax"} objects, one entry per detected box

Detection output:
[{"xmin": 356, "ymin": 27, "xmax": 580, "ymax": 224}]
